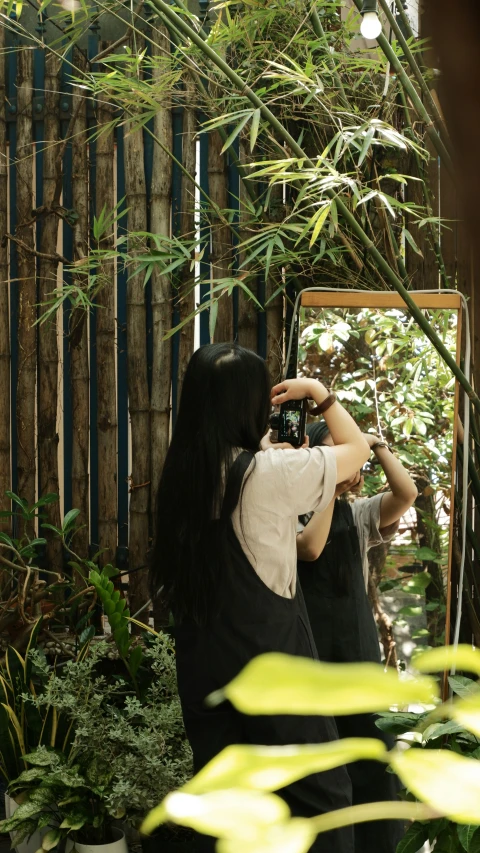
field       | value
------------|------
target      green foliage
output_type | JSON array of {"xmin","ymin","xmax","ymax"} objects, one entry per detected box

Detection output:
[
  {"xmin": 140, "ymin": 645, "xmax": 480, "ymax": 852},
  {"xmin": 0, "ymin": 635, "xmax": 192, "ymax": 847}
]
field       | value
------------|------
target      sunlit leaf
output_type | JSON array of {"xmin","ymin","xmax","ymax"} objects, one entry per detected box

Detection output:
[
  {"xmin": 415, "ymin": 645, "xmax": 480, "ymax": 677},
  {"xmin": 391, "ymin": 748, "xmax": 480, "ymax": 823},
  {"xmin": 207, "ymin": 654, "xmax": 439, "ymax": 715},
  {"xmin": 217, "ymin": 818, "xmax": 316, "ymax": 853},
  {"xmin": 184, "ymin": 740, "xmax": 388, "ymax": 796},
  {"xmin": 141, "ymin": 789, "xmax": 289, "ymax": 837}
]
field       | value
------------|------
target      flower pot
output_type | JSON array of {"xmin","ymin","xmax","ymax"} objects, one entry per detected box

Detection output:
[
  {"xmin": 65, "ymin": 827, "xmax": 128, "ymax": 853},
  {"xmin": 4, "ymin": 794, "xmax": 47, "ymax": 853}
]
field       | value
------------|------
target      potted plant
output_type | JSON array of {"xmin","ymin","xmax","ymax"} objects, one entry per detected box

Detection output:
[{"xmin": 0, "ymin": 634, "xmax": 192, "ymax": 853}]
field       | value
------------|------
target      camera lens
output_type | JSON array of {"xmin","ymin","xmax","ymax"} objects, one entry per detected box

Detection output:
[{"xmin": 269, "ymin": 413, "xmax": 280, "ymax": 429}]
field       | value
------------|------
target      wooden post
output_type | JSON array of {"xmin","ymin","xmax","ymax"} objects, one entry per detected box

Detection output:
[
  {"xmin": 70, "ymin": 49, "xmax": 90, "ymax": 561},
  {"xmin": 176, "ymin": 74, "xmax": 197, "ymax": 395},
  {"xmin": 95, "ymin": 45, "xmax": 118, "ymax": 567},
  {"xmin": 208, "ymin": 129, "xmax": 233, "ymax": 342},
  {"xmin": 124, "ymin": 40, "xmax": 151, "ymax": 621},
  {"xmin": 0, "ymin": 24, "xmax": 10, "ymax": 522},
  {"xmin": 237, "ymin": 139, "xmax": 257, "ymax": 352},
  {"xmin": 38, "ymin": 53, "xmax": 63, "ymax": 574},
  {"xmin": 16, "ymin": 49, "xmax": 36, "ymax": 511},
  {"xmin": 150, "ymin": 27, "xmax": 173, "ymax": 627}
]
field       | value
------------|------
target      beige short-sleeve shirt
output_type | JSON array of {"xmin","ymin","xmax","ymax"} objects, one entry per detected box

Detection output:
[{"xmin": 231, "ymin": 446, "xmax": 337, "ymax": 598}]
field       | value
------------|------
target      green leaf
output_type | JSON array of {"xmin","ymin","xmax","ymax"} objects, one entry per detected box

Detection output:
[
  {"xmin": 250, "ymin": 108, "xmax": 261, "ymax": 152},
  {"xmin": 128, "ymin": 645, "xmax": 143, "ymax": 677},
  {"xmin": 220, "ymin": 113, "xmax": 252, "ymax": 155},
  {"xmin": 422, "ymin": 720, "xmax": 467, "ymax": 742},
  {"xmin": 207, "ymin": 653, "xmax": 439, "ymax": 715},
  {"xmin": 391, "ymin": 748, "xmax": 480, "ymax": 824},
  {"xmin": 216, "ymin": 818, "xmax": 316, "ymax": 853},
  {"xmin": 184, "ymin": 739, "xmax": 388, "ymax": 796},
  {"xmin": 396, "ymin": 821, "xmax": 429, "ymax": 853},
  {"xmin": 415, "ymin": 646, "xmax": 480, "ymax": 677},
  {"xmin": 449, "ymin": 676, "xmax": 480, "ymax": 699},
  {"xmin": 62, "ymin": 508, "xmax": 80, "ymax": 531},
  {"xmin": 308, "ymin": 204, "xmax": 331, "ymax": 248},
  {"xmin": 415, "ymin": 546, "xmax": 441, "ymax": 561},
  {"xmin": 41, "ymin": 829, "xmax": 62, "ymax": 851},
  {"xmin": 458, "ymin": 824, "xmax": 480, "ymax": 852},
  {"xmin": 403, "ymin": 227, "xmax": 424, "ymax": 257},
  {"xmin": 141, "ymin": 789, "xmax": 290, "ymax": 837}
]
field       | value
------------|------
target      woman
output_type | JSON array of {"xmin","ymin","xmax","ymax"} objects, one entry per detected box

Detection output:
[
  {"xmin": 150, "ymin": 343, "xmax": 370, "ymax": 853},
  {"xmin": 297, "ymin": 421, "xmax": 418, "ymax": 853}
]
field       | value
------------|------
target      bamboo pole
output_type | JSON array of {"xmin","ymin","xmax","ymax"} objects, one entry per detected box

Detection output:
[
  {"xmin": 124, "ymin": 39, "xmax": 151, "ymax": 622},
  {"xmin": 0, "ymin": 24, "xmax": 10, "ymax": 523},
  {"xmin": 16, "ymin": 49, "xmax": 36, "ymax": 512},
  {"xmin": 177, "ymin": 73, "xmax": 197, "ymax": 393},
  {"xmin": 208, "ymin": 128, "xmax": 233, "ymax": 342},
  {"xmin": 265, "ymin": 182, "xmax": 284, "ymax": 383},
  {"xmin": 377, "ymin": 0, "xmax": 449, "ymax": 144},
  {"xmin": 349, "ymin": 0, "xmax": 454, "ymax": 177},
  {"xmin": 237, "ymin": 140, "xmax": 257, "ymax": 352},
  {"xmin": 38, "ymin": 53, "xmax": 63, "ymax": 574},
  {"xmin": 149, "ymin": 0, "xmax": 480, "ymax": 415},
  {"xmin": 95, "ymin": 45, "xmax": 118, "ymax": 567},
  {"xmin": 70, "ymin": 49, "xmax": 90, "ymax": 561},
  {"xmin": 150, "ymin": 27, "xmax": 173, "ymax": 628}
]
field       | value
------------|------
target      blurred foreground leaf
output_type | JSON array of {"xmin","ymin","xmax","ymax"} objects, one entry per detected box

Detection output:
[
  {"xmin": 391, "ymin": 749, "xmax": 480, "ymax": 824},
  {"xmin": 207, "ymin": 654, "xmax": 439, "ymax": 715},
  {"xmin": 184, "ymin": 739, "xmax": 388, "ymax": 795}
]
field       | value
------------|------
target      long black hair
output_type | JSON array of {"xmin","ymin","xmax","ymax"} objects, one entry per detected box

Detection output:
[{"xmin": 150, "ymin": 343, "xmax": 271, "ymax": 624}]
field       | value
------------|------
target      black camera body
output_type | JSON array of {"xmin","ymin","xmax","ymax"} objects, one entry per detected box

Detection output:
[{"xmin": 269, "ymin": 399, "xmax": 307, "ymax": 448}]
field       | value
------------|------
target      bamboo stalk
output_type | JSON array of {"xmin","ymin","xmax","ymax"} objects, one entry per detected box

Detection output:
[
  {"xmin": 208, "ymin": 128, "xmax": 233, "ymax": 342},
  {"xmin": 95, "ymin": 45, "xmax": 118, "ymax": 567},
  {"xmin": 149, "ymin": 0, "xmax": 480, "ymax": 415},
  {"xmin": 16, "ymin": 49, "xmax": 36, "ymax": 512},
  {"xmin": 177, "ymin": 73, "xmax": 197, "ymax": 394},
  {"xmin": 0, "ymin": 24, "xmax": 10, "ymax": 525},
  {"xmin": 349, "ymin": 0, "xmax": 454, "ymax": 177},
  {"xmin": 124, "ymin": 39, "xmax": 151, "ymax": 622},
  {"xmin": 265, "ymin": 183, "xmax": 284, "ymax": 383},
  {"xmin": 377, "ymin": 0, "xmax": 450, "ymax": 145},
  {"xmin": 150, "ymin": 27, "xmax": 173, "ymax": 628},
  {"xmin": 38, "ymin": 53, "xmax": 63, "ymax": 575},
  {"xmin": 70, "ymin": 49, "xmax": 90, "ymax": 562},
  {"xmin": 237, "ymin": 140, "xmax": 257, "ymax": 352}
]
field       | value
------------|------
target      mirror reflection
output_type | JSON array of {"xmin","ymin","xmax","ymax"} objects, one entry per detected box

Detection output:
[{"xmin": 297, "ymin": 303, "xmax": 458, "ymax": 668}]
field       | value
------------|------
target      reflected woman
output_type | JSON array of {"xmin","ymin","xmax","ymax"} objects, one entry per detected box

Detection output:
[
  {"xmin": 296, "ymin": 421, "xmax": 418, "ymax": 853},
  {"xmin": 150, "ymin": 344, "xmax": 370, "ymax": 853}
]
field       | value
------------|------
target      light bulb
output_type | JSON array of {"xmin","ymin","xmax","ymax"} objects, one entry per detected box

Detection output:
[{"xmin": 360, "ymin": 11, "xmax": 382, "ymax": 39}]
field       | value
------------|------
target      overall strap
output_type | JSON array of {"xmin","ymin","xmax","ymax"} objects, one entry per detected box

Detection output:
[{"xmin": 220, "ymin": 450, "xmax": 255, "ymax": 522}]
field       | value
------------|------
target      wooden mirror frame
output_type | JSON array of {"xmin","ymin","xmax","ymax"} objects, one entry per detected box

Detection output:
[{"xmin": 299, "ymin": 289, "xmax": 463, "ymax": 671}]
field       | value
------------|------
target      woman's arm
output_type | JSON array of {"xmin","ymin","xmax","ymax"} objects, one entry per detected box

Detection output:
[
  {"xmin": 366, "ymin": 435, "xmax": 418, "ymax": 528},
  {"xmin": 271, "ymin": 378, "xmax": 370, "ymax": 483},
  {"xmin": 296, "ymin": 498, "xmax": 335, "ymax": 561}
]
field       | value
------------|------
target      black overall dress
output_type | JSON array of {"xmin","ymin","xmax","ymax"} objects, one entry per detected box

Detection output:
[
  {"xmin": 297, "ymin": 500, "xmax": 403, "ymax": 853},
  {"xmin": 174, "ymin": 452, "xmax": 354, "ymax": 853}
]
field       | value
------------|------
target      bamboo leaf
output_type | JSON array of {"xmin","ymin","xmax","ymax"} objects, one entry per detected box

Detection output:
[
  {"xmin": 250, "ymin": 109, "xmax": 261, "ymax": 152},
  {"xmin": 309, "ymin": 205, "xmax": 331, "ymax": 248},
  {"xmin": 403, "ymin": 227, "xmax": 424, "ymax": 257},
  {"xmin": 220, "ymin": 112, "xmax": 253, "ymax": 155}
]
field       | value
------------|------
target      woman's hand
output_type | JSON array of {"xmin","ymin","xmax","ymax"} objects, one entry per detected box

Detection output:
[
  {"xmin": 271, "ymin": 378, "xmax": 328, "ymax": 406},
  {"xmin": 261, "ymin": 432, "xmax": 309, "ymax": 452},
  {"xmin": 363, "ymin": 432, "xmax": 381, "ymax": 448}
]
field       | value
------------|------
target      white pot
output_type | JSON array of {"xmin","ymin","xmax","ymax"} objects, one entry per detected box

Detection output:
[
  {"xmin": 65, "ymin": 827, "xmax": 128, "ymax": 853},
  {"xmin": 4, "ymin": 793, "xmax": 47, "ymax": 853}
]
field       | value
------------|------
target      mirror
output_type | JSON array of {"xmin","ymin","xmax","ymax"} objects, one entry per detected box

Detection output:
[{"xmin": 297, "ymin": 290, "xmax": 461, "ymax": 671}]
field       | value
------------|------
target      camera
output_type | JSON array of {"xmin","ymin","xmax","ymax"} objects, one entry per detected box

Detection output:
[{"xmin": 269, "ymin": 399, "xmax": 307, "ymax": 448}]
